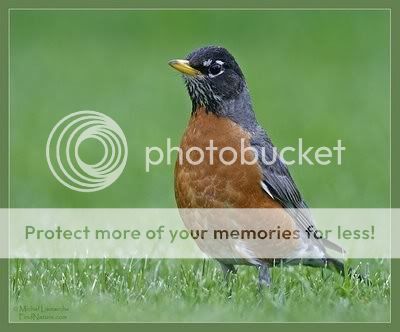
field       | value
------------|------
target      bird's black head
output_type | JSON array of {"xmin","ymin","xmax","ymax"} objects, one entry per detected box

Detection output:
[{"xmin": 169, "ymin": 46, "xmax": 247, "ymax": 114}]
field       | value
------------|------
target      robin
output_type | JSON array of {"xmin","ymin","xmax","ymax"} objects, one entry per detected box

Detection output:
[{"xmin": 169, "ymin": 46, "xmax": 345, "ymax": 286}]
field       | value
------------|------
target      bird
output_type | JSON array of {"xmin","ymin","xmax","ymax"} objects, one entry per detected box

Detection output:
[{"xmin": 168, "ymin": 45, "xmax": 345, "ymax": 287}]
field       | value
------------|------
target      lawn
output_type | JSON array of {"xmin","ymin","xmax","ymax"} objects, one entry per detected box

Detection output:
[{"xmin": 10, "ymin": 258, "xmax": 390, "ymax": 322}]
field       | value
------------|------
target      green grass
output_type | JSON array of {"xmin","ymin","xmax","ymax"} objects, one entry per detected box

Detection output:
[{"xmin": 10, "ymin": 259, "xmax": 390, "ymax": 322}]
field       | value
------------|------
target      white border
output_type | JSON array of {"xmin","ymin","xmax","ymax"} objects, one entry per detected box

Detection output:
[{"xmin": 7, "ymin": 7, "xmax": 392, "ymax": 324}]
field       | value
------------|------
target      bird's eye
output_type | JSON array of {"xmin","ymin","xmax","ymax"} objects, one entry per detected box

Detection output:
[{"xmin": 209, "ymin": 63, "xmax": 223, "ymax": 77}]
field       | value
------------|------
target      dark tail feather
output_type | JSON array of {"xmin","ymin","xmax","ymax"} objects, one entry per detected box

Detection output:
[
  {"xmin": 299, "ymin": 258, "xmax": 344, "ymax": 275},
  {"xmin": 326, "ymin": 258, "xmax": 345, "ymax": 275},
  {"xmin": 300, "ymin": 258, "xmax": 345, "ymax": 275},
  {"xmin": 288, "ymin": 258, "xmax": 369, "ymax": 283}
]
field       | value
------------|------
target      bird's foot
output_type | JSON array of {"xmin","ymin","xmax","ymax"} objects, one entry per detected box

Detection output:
[
  {"xmin": 219, "ymin": 262, "xmax": 237, "ymax": 298},
  {"xmin": 348, "ymin": 267, "xmax": 372, "ymax": 285},
  {"xmin": 258, "ymin": 263, "xmax": 271, "ymax": 288},
  {"xmin": 219, "ymin": 262, "xmax": 237, "ymax": 280}
]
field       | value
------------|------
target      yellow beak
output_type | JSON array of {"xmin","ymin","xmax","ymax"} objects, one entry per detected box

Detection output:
[{"xmin": 168, "ymin": 59, "xmax": 201, "ymax": 76}]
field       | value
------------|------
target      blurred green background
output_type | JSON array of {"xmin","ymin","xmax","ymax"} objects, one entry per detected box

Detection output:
[{"xmin": 10, "ymin": 10, "xmax": 390, "ymax": 208}]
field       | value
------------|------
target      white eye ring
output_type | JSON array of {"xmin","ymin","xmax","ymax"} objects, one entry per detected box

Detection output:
[
  {"xmin": 208, "ymin": 61, "xmax": 225, "ymax": 78},
  {"xmin": 208, "ymin": 70, "xmax": 224, "ymax": 78}
]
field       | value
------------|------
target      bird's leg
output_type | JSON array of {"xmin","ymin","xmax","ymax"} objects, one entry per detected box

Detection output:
[
  {"xmin": 219, "ymin": 262, "xmax": 237, "ymax": 281},
  {"xmin": 218, "ymin": 261, "xmax": 237, "ymax": 298},
  {"xmin": 258, "ymin": 262, "xmax": 271, "ymax": 288}
]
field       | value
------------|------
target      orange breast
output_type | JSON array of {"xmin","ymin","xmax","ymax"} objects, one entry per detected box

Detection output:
[{"xmin": 174, "ymin": 108, "xmax": 281, "ymax": 209}]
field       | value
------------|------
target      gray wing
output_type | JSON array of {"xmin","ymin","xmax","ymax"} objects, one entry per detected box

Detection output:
[
  {"xmin": 251, "ymin": 127, "xmax": 342, "ymax": 253},
  {"xmin": 250, "ymin": 127, "xmax": 310, "ymax": 210}
]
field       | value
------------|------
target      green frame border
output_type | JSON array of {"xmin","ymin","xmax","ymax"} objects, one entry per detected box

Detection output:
[{"xmin": 1, "ymin": 0, "xmax": 398, "ymax": 330}]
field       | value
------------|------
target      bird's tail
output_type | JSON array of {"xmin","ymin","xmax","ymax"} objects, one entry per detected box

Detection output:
[
  {"xmin": 299, "ymin": 257, "xmax": 345, "ymax": 275},
  {"xmin": 325, "ymin": 257, "xmax": 345, "ymax": 275},
  {"xmin": 302, "ymin": 257, "xmax": 368, "ymax": 283}
]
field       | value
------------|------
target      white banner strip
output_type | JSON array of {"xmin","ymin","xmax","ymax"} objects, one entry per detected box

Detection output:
[{"xmin": 0, "ymin": 208, "xmax": 397, "ymax": 259}]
